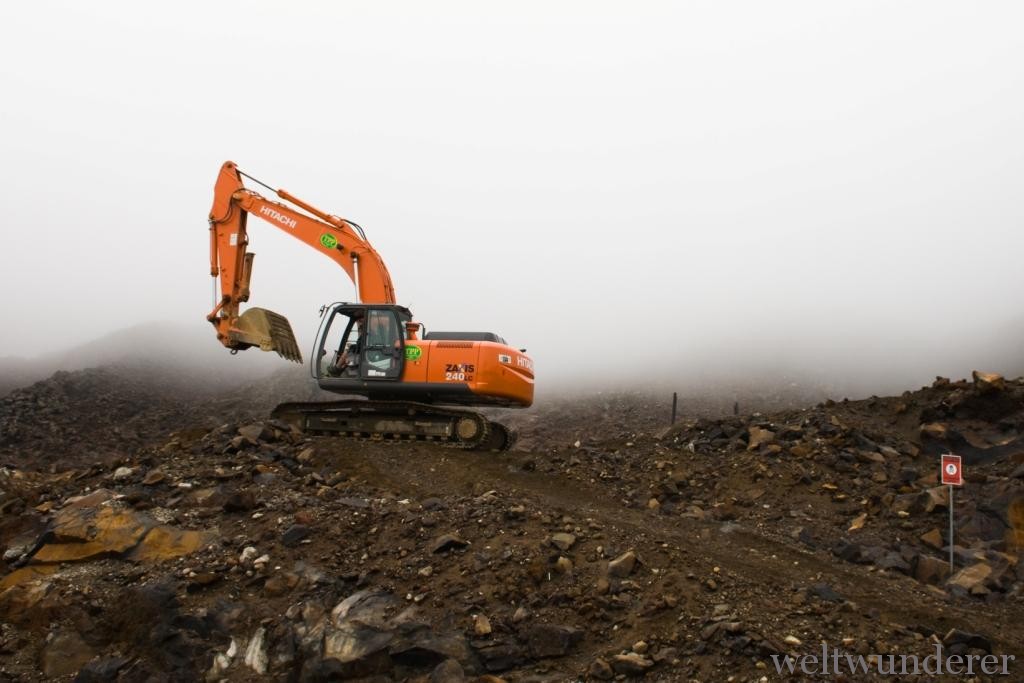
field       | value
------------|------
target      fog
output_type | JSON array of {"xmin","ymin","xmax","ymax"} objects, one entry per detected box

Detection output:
[{"xmin": 2, "ymin": 2, "xmax": 1023, "ymax": 398}]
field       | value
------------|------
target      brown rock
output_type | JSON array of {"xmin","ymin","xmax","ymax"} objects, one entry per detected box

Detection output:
[
  {"xmin": 948, "ymin": 562, "xmax": 992, "ymax": 592},
  {"xmin": 0, "ymin": 574, "xmax": 56, "ymax": 625},
  {"xmin": 1008, "ymin": 497, "xmax": 1024, "ymax": 550},
  {"xmin": 550, "ymin": 533, "xmax": 576, "ymax": 551},
  {"xmin": 187, "ymin": 572, "xmax": 220, "ymax": 590},
  {"xmin": 747, "ymin": 426, "xmax": 775, "ymax": 451},
  {"xmin": 431, "ymin": 659, "xmax": 465, "ymax": 682},
  {"xmin": 920, "ymin": 528, "xmax": 944, "ymax": 551},
  {"xmin": 611, "ymin": 653, "xmax": 655, "ymax": 676},
  {"xmin": 431, "ymin": 534, "xmax": 469, "ymax": 553},
  {"xmin": 223, "ymin": 490, "xmax": 256, "ymax": 512},
  {"xmin": 972, "ymin": 370, "xmax": 1005, "ymax": 394},
  {"xmin": 789, "ymin": 444, "xmax": 812, "ymax": 457},
  {"xmin": 474, "ymin": 614, "xmax": 492, "ymax": 636},
  {"xmin": 607, "ymin": 551, "xmax": 637, "ymax": 578},
  {"xmin": 589, "ymin": 658, "xmax": 614, "ymax": 680},
  {"xmin": 914, "ymin": 555, "xmax": 951, "ymax": 585},
  {"xmin": 264, "ymin": 572, "xmax": 300, "ymax": 596},
  {"xmin": 142, "ymin": 470, "xmax": 165, "ymax": 486},
  {"xmin": 238, "ymin": 423, "xmax": 271, "ymax": 442},
  {"xmin": 924, "ymin": 486, "xmax": 949, "ymax": 512},
  {"xmin": 42, "ymin": 630, "xmax": 94, "ymax": 678},
  {"xmin": 920, "ymin": 423, "xmax": 948, "ymax": 440},
  {"xmin": 892, "ymin": 492, "xmax": 929, "ymax": 516}
]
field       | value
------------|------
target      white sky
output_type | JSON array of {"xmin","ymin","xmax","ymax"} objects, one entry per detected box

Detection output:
[{"xmin": 2, "ymin": 2, "xmax": 1023, "ymax": 391}]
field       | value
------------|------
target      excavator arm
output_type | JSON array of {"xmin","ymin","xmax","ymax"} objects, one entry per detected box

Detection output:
[{"xmin": 207, "ymin": 161, "xmax": 396, "ymax": 362}]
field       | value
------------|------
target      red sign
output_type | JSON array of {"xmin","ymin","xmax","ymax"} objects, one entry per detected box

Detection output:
[{"xmin": 941, "ymin": 454, "xmax": 963, "ymax": 486}]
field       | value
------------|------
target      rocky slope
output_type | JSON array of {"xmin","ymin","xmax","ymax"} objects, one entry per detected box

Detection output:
[{"xmin": 0, "ymin": 368, "xmax": 1021, "ymax": 681}]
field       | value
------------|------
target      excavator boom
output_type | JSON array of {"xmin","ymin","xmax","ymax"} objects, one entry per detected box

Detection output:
[{"xmin": 207, "ymin": 161, "xmax": 395, "ymax": 360}]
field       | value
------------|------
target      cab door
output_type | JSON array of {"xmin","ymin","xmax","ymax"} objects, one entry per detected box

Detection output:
[{"xmin": 360, "ymin": 308, "xmax": 405, "ymax": 381}]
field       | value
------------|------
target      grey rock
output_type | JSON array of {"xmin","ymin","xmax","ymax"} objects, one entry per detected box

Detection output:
[
  {"xmin": 223, "ymin": 490, "xmax": 256, "ymax": 512},
  {"xmin": 282, "ymin": 524, "xmax": 310, "ymax": 547},
  {"xmin": 876, "ymin": 553, "xmax": 911, "ymax": 574},
  {"xmin": 431, "ymin": 534, "xmax": 469, "ymax": 553},
  {"xmin": 473, "ymin": 640, "xmax": 523, "ymax": 672},
  {"xmin": 550, "ymin": 532, "xmax": 577, "ymax": 551},
  {"xmin": 430, "ymin": 659, "xmax": 465, "ymax": 682},
  {"xmin": 524, "ymin": 624, "xmax": 583, "ymax": 658},
  {"xmin": 943, "ymin": 628, "xmax": 992, "ymax": 654},
  {"xmin": 809, "ymin": 583, "xmax": 843, "ymax": 602},
  {"xmin": 238, "ymin": 423, "xmax": 271, "ymax": 442},
  {"xmin": 611, "ymin": 652, "xmax": 655, "ymax": 676}
]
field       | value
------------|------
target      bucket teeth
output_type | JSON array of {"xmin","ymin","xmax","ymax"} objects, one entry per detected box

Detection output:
[{"xmin": 230, "ymin": 308, "xmax": 303, "ymax": 363}]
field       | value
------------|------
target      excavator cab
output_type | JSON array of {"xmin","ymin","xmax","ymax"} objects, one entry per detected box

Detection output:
[{"xmin": 315, "ymin": 303, "xmax": 411, "ymax": 384}]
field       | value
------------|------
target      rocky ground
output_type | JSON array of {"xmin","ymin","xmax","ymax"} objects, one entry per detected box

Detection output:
[{"xmin": 0, "ymin": 368, "xmax": 1022, "ymax": 681}]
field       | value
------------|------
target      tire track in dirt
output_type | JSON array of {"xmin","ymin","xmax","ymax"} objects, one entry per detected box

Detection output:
[{"xmin": 317, "ymin": 437, "xmax": 1024, "ymax": 660}]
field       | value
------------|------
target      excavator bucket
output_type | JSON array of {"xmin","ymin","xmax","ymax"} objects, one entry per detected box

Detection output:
[{"xmin": 230, "ymin": 308, "xmax": 303, "ymax": 363}]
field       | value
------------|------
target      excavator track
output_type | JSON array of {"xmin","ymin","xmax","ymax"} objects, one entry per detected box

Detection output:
[{"xmin": 270, "ymin": 400, "xmax": 517, "ymax": 452}]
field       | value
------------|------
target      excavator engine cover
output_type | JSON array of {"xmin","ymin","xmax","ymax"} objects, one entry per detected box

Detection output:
[{"xmin": 230, "ymin": 308, "xmax": 302, "ymax": 363}]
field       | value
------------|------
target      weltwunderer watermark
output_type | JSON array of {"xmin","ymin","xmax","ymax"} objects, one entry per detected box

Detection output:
[{"xmin": 771, "ymin": 643, "xmax": 1015, "ymax": 677}]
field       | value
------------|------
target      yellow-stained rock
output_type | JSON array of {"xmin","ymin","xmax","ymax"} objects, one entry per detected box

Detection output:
[
  {"xmin": 34, "ymin": 506, "xmax": 149, "ymax": 563},
  {"xmin": 1008, "ymin": 497, "xmax": 1024, "ymax": 550},
  {"xmin": 0, "ymin": 571, "xmax": 57, "ymax": 626},
  {"xmin": 28, "ymin": 496, "xmax": 209, "ymax": 565},
  {"xmin": 0, "ymin": 565, "xmax": 57, "ymax": 591},
  {"xmin": 128, "ymin": 525, "xmax": 211, "ymax": 562}
]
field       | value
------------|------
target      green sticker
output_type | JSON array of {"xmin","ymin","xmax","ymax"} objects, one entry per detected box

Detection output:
[
  {"xmin": 320, "ymin": 233, "xmax": 338, "ymax": 249},
  {"xmin": 405, "ymin": 345, "xmax": 422, "ymax": 361}
]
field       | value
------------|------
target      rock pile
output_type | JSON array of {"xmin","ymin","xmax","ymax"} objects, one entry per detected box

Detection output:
[{"xmin": 0, "ymin": 366, "xmax": 1021, "ymax": 679}]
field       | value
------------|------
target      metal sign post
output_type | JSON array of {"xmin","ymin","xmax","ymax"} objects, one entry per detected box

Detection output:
[
  {"xmin": 948, "ymin": 485, "xmax": 953, "ymax": 571},
  {"xmin": 941, "ymin": 454, "xmax": 963, "ymax": 572}
]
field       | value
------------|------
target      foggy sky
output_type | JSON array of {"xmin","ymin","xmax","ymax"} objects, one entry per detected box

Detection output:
[{"xmin": 2, "ymin": 2, "xmax": 1023, "ymax": 394}]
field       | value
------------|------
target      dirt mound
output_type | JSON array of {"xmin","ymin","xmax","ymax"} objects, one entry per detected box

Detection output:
[
  {"xmin": 0, "ymin": 369, "xmax": 1022, "ymax": 680},
  {"xmin": 0, "ymin": 367, "xmax": 207, "ymax": 469},
  {"xmin": 0, "ymin": 365, "xmax": 327, "ymax": 472}
]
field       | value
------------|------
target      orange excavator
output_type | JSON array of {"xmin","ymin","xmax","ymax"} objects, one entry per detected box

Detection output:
[{"xmin": 207, "ymin": 161, "xmax": 533, "ymax": 450}]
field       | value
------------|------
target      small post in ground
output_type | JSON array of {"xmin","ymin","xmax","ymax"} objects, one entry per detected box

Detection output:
[{"xmin": 948, "ymin": 484, "xmax": 954, "ymax": 572}]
